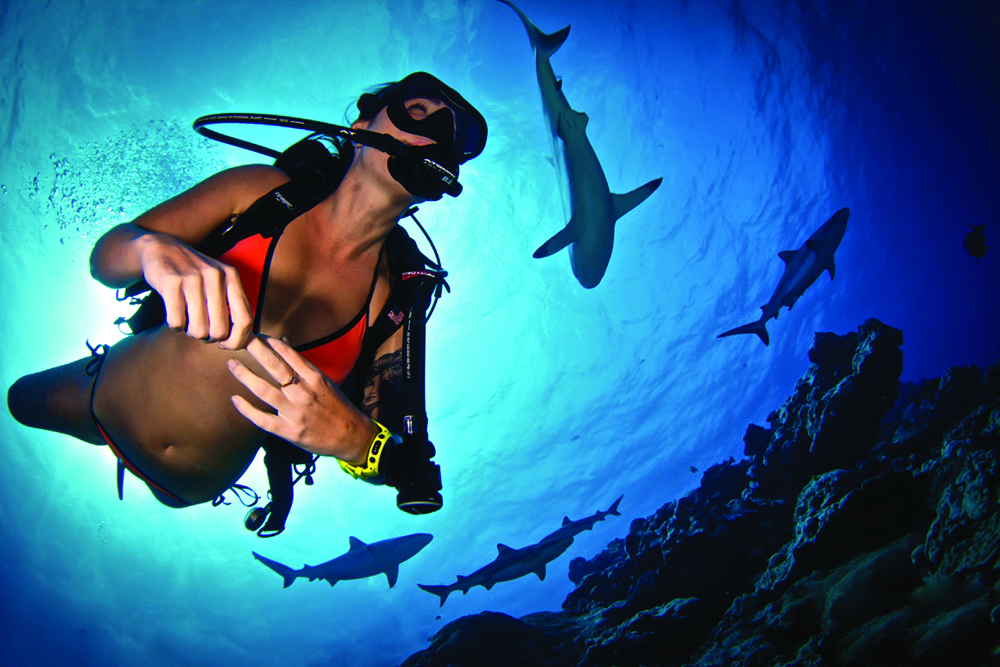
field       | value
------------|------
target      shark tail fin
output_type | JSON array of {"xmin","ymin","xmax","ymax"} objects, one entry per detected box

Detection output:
[
  {"xmin": 718, "ymin": 319, "xmax": 770, "ymax": 346},
  {"xmin": 252, "ymin": 552, "xmax": 298, "ymax": 589},
  {"xmin": 612, "ymin": 178, "xmax": 663, "ymax": 222},
  {"xmin": 606, "ymin": 495, "xmax": 623, "ymax": 516},
  {"xmin": 539, "ymin": 25, "xmax": 571, "ymax": 56},
  {"xmin": 417, "ymin": 584, "xmax": 453, "ymax": 607},
  {"xmin": 498, "ymin": 0, "xmax": 570, "ymax": 56}
]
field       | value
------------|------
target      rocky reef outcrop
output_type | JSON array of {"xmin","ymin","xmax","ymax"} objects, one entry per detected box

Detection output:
[{"xmin": 401, "ymin": 319, "xmax": 1000, "ymax": 666}]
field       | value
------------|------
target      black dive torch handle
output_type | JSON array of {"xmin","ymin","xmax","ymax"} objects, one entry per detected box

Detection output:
[{"xmin": 400, "ymin": 277, "xmax": 435, "ymax": 441}]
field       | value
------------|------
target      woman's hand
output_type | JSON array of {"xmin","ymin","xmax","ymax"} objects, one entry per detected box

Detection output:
[
  {"xmin": 227, "ymin": 336, "xmax": 377, "ymax": 464},
  {"xmin": 137, "ymin": 233, "xmax": 254, "ymax": 349}
]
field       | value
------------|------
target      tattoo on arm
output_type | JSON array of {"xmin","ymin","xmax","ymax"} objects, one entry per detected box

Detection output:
[{"xmin": 361, "ymin": 350, "xmax": 403, "ymax": 432}]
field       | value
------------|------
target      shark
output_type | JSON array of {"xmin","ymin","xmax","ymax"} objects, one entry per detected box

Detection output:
[
  {"xmin": 252, "ymin": 533, "xmax": 433, "ymax": 589},
  {"xmin": 718, "ymin": 207, "xmax": 850, "ymax": 346},
  {"xmin": 540, "ymin": 495, "xmax": 623, "ymax": 544},
  {"xmin": 417, "ymin": 536, "xmax": 574, "ymax": 606},
  {"xmin": 498, "ymin": 0, "xmax": 663, "ymax": 288}
]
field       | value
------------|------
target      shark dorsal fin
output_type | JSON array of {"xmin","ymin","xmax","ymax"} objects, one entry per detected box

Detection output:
[
  {"xmin": 348, "ymin": 536, "xmax": 367, "ymax": 551},
  {"xmin": 557, "ymin": 110, "xmax": 587, "ymax": 141},
  {"xmin": 497, "ymin": 544, "xmax": 515, "ymax": 556},
  {"xmin": 562, "ymin": 516, "xmax": 572, "ymax": 526},
  {"xmin": 778, "ymin": 250, "xmax": 796, "ymax": 265}
]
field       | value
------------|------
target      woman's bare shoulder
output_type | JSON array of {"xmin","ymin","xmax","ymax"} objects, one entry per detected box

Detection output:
[
  {"xmin": 205, "ymin": 164, "xmax": 291, "ymax": 211},
  {"xmin": 129, "ymin": 165, "xmax": 291, "ymax": 242}
]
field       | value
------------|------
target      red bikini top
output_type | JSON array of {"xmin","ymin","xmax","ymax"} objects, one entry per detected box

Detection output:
[{"xmin": 219, "ymin": 233, "xmax": 382, "ymax": 386}]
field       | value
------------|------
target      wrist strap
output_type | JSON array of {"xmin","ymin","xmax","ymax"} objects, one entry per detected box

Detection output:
[{"xmin": 339, "ymin": 420, "xmax": 392, "ymax": 480}]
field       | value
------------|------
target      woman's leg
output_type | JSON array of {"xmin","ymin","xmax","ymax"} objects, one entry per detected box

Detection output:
[
  {"xmin": 7, "ymin": 356, "xmax": 104, "ymax": 445},
  {"xmin": 8, "ymin": 349, "xmax": 198, "ymax": 508}
]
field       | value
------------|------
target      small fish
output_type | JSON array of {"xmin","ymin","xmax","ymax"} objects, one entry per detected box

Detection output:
[{"xmin": 964, "ymin": 224, "xmax": 989, "ymax": 264}]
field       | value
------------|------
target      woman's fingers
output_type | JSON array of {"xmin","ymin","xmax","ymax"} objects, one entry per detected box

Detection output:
[
  {"xmin": 183, "ymin": 275, "xmax": 211, "ymax": 339},
  {"xmin": 227, "ymin": 358, "xmax": 287, "ymax": 408},
  {"xmin": 243, "ymin": 336, "xmax": 296, "ymax": 385},
  {"xmin": 201, "ymin": 265, "xmax": 231, "ymax": 342},
  {"xmin": 265, "ymin": 335, "xmax": 321, "ymax": 380},
  {"xmin": 141, "ymin": 234, "xmax": 253, "ymax": 346},
  {"xmin": 161, "ymin": 280, "xmax": 188, "ymax": 332},
  {"xmin": 221, "ymin": 270, "xmax": 254, "ymax": 350},
  {"xmin": 230, "ymin": 394, "xmax": 289, "ymax": 439}
]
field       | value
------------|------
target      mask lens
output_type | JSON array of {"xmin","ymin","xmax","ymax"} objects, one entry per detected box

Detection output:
[{"xmin": 395, "ymin": 73, "xmax": 486, "ymax": 163}]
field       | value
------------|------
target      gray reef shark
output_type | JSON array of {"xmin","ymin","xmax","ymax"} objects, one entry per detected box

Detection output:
[
  {"xmin": 540, "ymin": 495, "xmax": 623, "ymax": 543},
  {"xmin": 418, "ymin": 536, "xmax": 574, "ymax": 606},
  {"xmin": 498, "ymin": 0, "xmax": 662, "ymax": 288},
  {"xmin": 252, "ymin": 533, "xmax": 432, "ymax": 589},
  {"xmin": 718, "ymin": 207, "xmax": 850, "ymax": 346}
]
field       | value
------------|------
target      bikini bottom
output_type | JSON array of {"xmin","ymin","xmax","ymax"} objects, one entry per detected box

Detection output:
[{"xmin": 85, "ymin": 342, "xmax": 194, "ymax": 508}]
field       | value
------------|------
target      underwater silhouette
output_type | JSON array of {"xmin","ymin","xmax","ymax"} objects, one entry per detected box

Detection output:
[
  {"xmin": 497, "ymin": 0, "xmax": 662, "ymax": 288},
  {"xmin": 418, "ymin": 537, "xmax": 575, "ymax": 606},
  {"xmin": 538, "ymin": 495, "xmax": 622, "ymax": 544},
  {"xmin": 718, "ymin": 207, "xmax": 849, "ymax": 346},
  {"xmin": 252, "ymin": 533, "xmax": 433, "ymax": 589},
  {"xmin": 964, "ymin": 224, "xmax": 989, "ymax": 264},
  {"xmin": 418, "ymin": 496, "xmax": 623, "ymax": 605}
]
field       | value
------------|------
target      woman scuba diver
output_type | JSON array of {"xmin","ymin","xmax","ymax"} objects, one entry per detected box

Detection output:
[{"xmin": 7, "ymin": 73, "xmax": 487, "ymax": 520}]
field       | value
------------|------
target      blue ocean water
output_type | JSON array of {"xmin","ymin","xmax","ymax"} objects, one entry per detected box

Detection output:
[{"xmin": 1, "ymin": 0, "xmax": 997, "ymax": 665}]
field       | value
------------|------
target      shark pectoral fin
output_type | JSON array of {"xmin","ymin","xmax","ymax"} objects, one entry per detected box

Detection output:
[
  {"xmin": 805, "ymin": 239, "xmax": 824, "ymax": 254},
  {"xmin": 826, "ymin": 259, "xmax": 836, "ymax": 279},
  {"xmin": 778, "ymin": 250, "xmax": 796, "ymax": 265},
  {"xmin": 556, "ymin": 77, "xmax": 563, "ymax": 91},
  {"xmin": 325, "ymin": 578, "xmax": 338, "ymax": 587},
  {"xmin": 385, "ymin": 565, "xmax": 400, "ymax": 588},
  {"xmin": 534, "ymin": 223, "xmax": 575, "ymax": 258},
  {"xmin": 535, "ymin": 565, "xmax": 548, "ymax": 581},
  {"xmin": 611, "ymin": 178, "xmax": 663, "ymax": 221}
]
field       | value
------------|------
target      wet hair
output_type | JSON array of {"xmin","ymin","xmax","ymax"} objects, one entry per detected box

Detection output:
[{"xmin": 355, "ymin": 81, "xmax": 398, "ymax": 122}]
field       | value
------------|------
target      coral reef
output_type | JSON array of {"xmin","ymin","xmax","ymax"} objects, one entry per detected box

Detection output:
[{"xmin": 401, "ymin": 319, "xmax": 1000, "ymax": 666}]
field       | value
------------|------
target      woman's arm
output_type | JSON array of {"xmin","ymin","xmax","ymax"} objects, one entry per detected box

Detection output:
[
  {"xmin": 90, "ymin": 165, "xmax": 289, "ymax": 348},
  {"xmin": 360, "ymin": 328, "xmax": 405, "ymax": 434}
]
